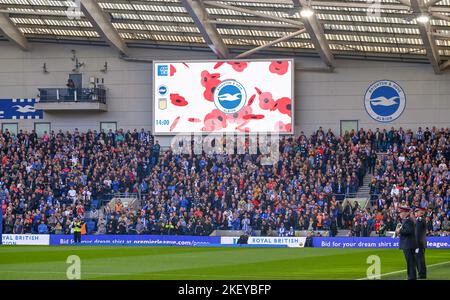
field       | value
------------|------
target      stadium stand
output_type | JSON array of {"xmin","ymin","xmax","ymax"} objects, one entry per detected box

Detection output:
[{"xmin": 1, "ymin": 127, "xmax": 449, "ymax": 237}]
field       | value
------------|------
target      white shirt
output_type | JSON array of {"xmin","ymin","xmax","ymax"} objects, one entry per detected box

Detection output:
[
  {"xmin": 68, "ymin": 189, "xmax": 76, "ymax": 198},
  {"xmin": 82, "ymin": 190, "xmax": 92, "ymax": 200},
  {"xmin": 391, "ymin": 186, "xmax": 400, "ymax": 197}
]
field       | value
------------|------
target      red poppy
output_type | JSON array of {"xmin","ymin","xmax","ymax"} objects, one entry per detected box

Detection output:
[
  {"xmin": 200, "ymin": 71, "xmax": 221, "ymax": 87},
  {"xmin": 170, "ymin": 116, "xmax": 180, "ymax": 132},
  {"xmin": 214, "ymin": 62, "xmax": 224, "ymax": 69},
  {"xmin": 227, "ymin": 61, "xmax": 248, "ymax": 72},
  {"xmin": 247, "ymin": 94, "xmax": 256, "ymax": 106},
  {"xmin": 188, "ymin": 117, "xmax": 201, "ymax": 123},
  {"xmin": 285, "ymin": 123, "xmax": 292, "ymax": 132},
  {"xmin": 243, "ymin": 114, "xmax": 264, "ymax": 120},
  {"xmin": 170, "ymin": 64, "xmax": 176, "ymax": 76},
  {"xmin": 269, "ymin": 60, "xmax": 289, "ymax": 75},
  {"xmin": 276, "ymin": 97, "xmax": 292, "ymax": 116},
  {"xmin": 270, "ymin": 102, "xmax": 279, "ymax": 111},
  {"xmin": 170, "ymin": 93, "xmax": 188, "ymax": 106},
  {"xmin": 203, "ymin": 79, "xmax": 221, "ymax": 102},
  {"xmin": 227, "ymin": 106, "xmax": 253, "ymax": 124},
  {"xmin": 236, "ymin": 126, "xmax": 251, "ymax": 133},
  {"xmin": 274, "ymin": 121, "xmax": 292, "ymax": 132},
  {"xmin": 202, "ymin": 109, "xmax": 228, "ymax": 131},
  {"xmin": 235, "ymin": 120, "xmax": 250, "ymax": 132},
  {"xmin": 255, "ymin": 87, "xmax": 276, "ymax": 110}
]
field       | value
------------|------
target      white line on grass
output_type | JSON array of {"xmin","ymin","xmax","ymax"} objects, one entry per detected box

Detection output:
[
  {"xmin": 0, "ymin": 270, "xmax": 131, "ymax": 276},
  {"xmin": 0, "ymin": 270, "xmax": 302, "ymax": 279},
  {"xmin": 357, "ymin": 260, "xmax": 450, "ymax": 280},
  {"xmin": 1, "ymin": 261, "xmax": 449, "ymax": 279}
]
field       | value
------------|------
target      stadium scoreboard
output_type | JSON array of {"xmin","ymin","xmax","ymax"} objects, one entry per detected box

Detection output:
[{"xmin": 152, "ymin": 59, "xmax": 294, "ymax": 134}]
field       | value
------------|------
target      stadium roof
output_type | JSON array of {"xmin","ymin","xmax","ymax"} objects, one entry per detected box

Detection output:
[{"xmin": 0, "ymin": 0, "xmax": 450, "ymax": 73}]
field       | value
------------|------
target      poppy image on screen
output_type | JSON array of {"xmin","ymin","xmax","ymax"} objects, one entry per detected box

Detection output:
[{"xmin": 153, "ymin": 60, "xmax": 294, "ymax": 134}]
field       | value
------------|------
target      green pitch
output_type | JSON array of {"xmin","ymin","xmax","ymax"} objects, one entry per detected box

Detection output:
[{"xmin": 0, "ymin": 246, "xmax": 449, "ymax": 280}]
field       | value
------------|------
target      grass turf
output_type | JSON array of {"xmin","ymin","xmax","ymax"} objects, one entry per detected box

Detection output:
[{"xmin": 0, "ymin": 246, "xmax": 449, "ymax": 280}]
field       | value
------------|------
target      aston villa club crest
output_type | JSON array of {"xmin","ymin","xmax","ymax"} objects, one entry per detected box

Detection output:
[{"xmin": 158, "ymin": 98, "xmax": 167, "ymax": 110}]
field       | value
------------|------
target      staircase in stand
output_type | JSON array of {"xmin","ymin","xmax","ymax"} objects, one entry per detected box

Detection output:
[{"xmin": 356, "ymin": 171, "xmax": 373, "ymax": 199}]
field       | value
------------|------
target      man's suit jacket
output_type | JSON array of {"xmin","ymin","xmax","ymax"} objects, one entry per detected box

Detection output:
[{"xmin": 399, "ymin": 217, "xmax": 418, "ymax": 250}]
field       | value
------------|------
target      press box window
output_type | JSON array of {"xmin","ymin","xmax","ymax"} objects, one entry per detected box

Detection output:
[
  {"xmin": 34, "ymin": 122, "xmax": 51, "ymax": 137},
  {"xmin": 100, "ymin": 122, "xmax": 117, "ymax": 132},
  {"xmin": 1, "ymin": 123, "xmax": 18, "ymax": 136},
  {"xmin": 340, "ymin": 120, "xmax": 358, "ymax": 136}
]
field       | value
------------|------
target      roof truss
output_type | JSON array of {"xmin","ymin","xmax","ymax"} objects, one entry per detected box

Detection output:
[
  {"xmin": 80, "ymin": 0, "xmax": 129, "ymax": 55},
  {"xmin": 0, "ymin": 11, "xmax": 28, "ymax": 50},
  {"xmin": 0, "ymin": 0, "xmax": 448, "ymax": 69},
  {"xmin": 293, "ymin": 0, "xmax": 334, "ymax": 68},
  {"xmin": 180, "ymin": 0, "xmax": 229, "ymax": 58},
  {"xmin": 410, "ymin": 0, "xmax": 448, "ymax": 73}
]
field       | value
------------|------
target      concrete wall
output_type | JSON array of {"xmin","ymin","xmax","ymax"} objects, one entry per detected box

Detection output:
[{"xmin": 1, "ymin": 41, "xmax": 449, "ymax": 142}]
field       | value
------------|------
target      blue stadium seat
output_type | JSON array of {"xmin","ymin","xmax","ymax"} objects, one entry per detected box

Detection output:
[
  {"xmin": 90, "ymin": 199, "xmax": 99, "ymax": 209},
  {"xmin": 86, "ymin": 221, "xmax": 96, "ymax": 234}
]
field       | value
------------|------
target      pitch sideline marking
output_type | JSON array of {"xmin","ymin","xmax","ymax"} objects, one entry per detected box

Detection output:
[
  {"xmin": 1, "ymin": 261, "xmax": 449, "ymax": 279},
  {"xmin": 357, "ymin": 260, "xmax": 450, "ymax": 280},
  {"xmin": 0, "ymin": 270, "xmax": 130, "ymax": 276},
  {"xmin": 0, "ymin": 270, "xmax": 303, "ymax": 279}
]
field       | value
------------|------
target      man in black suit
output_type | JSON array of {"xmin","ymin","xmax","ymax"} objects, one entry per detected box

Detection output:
[
  {"xmin": 396, "ymin": 206, "xmax": 418, "ymax": 280},
  {"xmin": 415, "ymin": 207, "xmax": 427, "ymax": 279}
]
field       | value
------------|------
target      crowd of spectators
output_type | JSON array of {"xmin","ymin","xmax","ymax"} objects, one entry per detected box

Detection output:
[
  {"xmin": 1, "ymin": 126, "xmax": 449, "ymax": 237},
  {"xmin": 367, "ymin": 126, "xmax": 449, "ymax": 237},
  {"xmin": 1, "ymin": 127, "xmax": 156, "ymax": 235}
]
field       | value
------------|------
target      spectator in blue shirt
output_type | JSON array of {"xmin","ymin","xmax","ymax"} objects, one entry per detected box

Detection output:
[
  {"xmin": 38, "ymin": 221, "xmax": 49, "ymax": 234},
  {"xmin": 153, "ymin": 140, "xmax": 161, "ymax": 160},
  {"xmin": 278, "ymin": 223, "xmax": 286, "ymax": 236},
  {"xmin": 178, "ymin": 197, "xmax": 189, "ymax": 210},
  {"xmin": 287, "ymin": 226, "xmax": 295, "ymax": 237}
]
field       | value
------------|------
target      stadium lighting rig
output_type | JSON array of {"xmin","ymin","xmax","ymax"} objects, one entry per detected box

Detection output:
[
  {"xmin": 300, "ymin": 7, "xmax": 314, "ymax": 18},
  {"xmin": 416, "ymin": 14, "xmax": 430, "ymax": 23},
  {"xmin": 291, "ymin": 0, "xmax": 314, "ymax": 18}
]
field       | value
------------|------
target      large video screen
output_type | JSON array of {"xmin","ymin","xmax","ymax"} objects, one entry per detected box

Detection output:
[{"xmin": 153, "ymin": 59, "xmax": 294, "ymax": 134}]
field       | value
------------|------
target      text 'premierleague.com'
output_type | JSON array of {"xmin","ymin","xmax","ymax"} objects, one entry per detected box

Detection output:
[{"xmin": 178, "ymin": 284, "xmax": 272, "ymax": 298}]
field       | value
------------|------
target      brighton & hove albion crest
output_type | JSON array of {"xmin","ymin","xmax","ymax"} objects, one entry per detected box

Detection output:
[
  {"xmin": 364, "ymin": 80, "xmax": 406, "ymax": 122},
  {"xmin": 158, "ymin": 85, "xmax": 168, "ymax": 110},
  {"xmin": 213, "ymin": 80, "xmax": 247, "ymax": 114}
]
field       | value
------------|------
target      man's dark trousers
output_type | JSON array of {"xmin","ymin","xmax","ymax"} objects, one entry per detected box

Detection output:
[
  {"xmin": 399, "ymin": 217, "xmax": 418, "ymax": 280},
  {"xmin": 74, "ymin": 232, "xmax": 81, "ymax": 243},
  {"xmin": 403, "ymin": 249, "xmax": 417, "ymax": 280},
  {"xmin": 415, "ymin": 217, "xmax": 427, "ymax": 279},
  {"xmin": 416, "ymin": 248, "xmax": 426, "ymax": 279}
]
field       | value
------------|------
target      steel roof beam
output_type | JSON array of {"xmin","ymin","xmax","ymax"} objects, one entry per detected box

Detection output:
[
  {"xmin": 425, "ymin": 0, "xmax": 443, "ymax": 7},
  {"xmin": 294, "ymin": 0, "xmax": 334, "ymax": 68},
  {"xmin": 236, "ymin": 28, "xmax": 306, "ymax": 58},
  {"xmin": 203, "ymin": 1, "xmax": 304, "ymax": 27},
  {"xmin": 397, "ymin": 0, "xmax": 411, "ymax": 6},
  {"xmin": 208, "ymin": 19, "xmax": 299, "ymax": 29},
  {"xmin": 180, "ymin": 0, "xmax": 229, "ymax": 58},
  {"xmin": 433, "ymin": 32, "xmax": 450, "ymax": 39},
  {"xmin": 80, "ymin": 0, "xmax": 129, "ymax": 55},
  {"xmin": 440, "ymin": 59, "xmax": 450, "ymax": 70},
  {"xmin": 431, "ymin": 11, "xmax": 450, "ymax": 22},
  {"xmin": 0, "ymin": 12, "xmax": 29, "ymax": 50},
  {"xmin": 219, "ymin": 0, "xmax": 410, "ymax": 11},
  {"xmin": 410, "ymin": 0, "xmax": 442, "ymax": 73},
  {"xmin": 3, "ymin": 1, "xmax": 450, "ymax": 13}
]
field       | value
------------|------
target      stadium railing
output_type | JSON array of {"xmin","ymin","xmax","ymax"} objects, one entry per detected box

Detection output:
[{"xmin": 38, "ymin": 87, "xmax": 106, "ymax": 103}]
